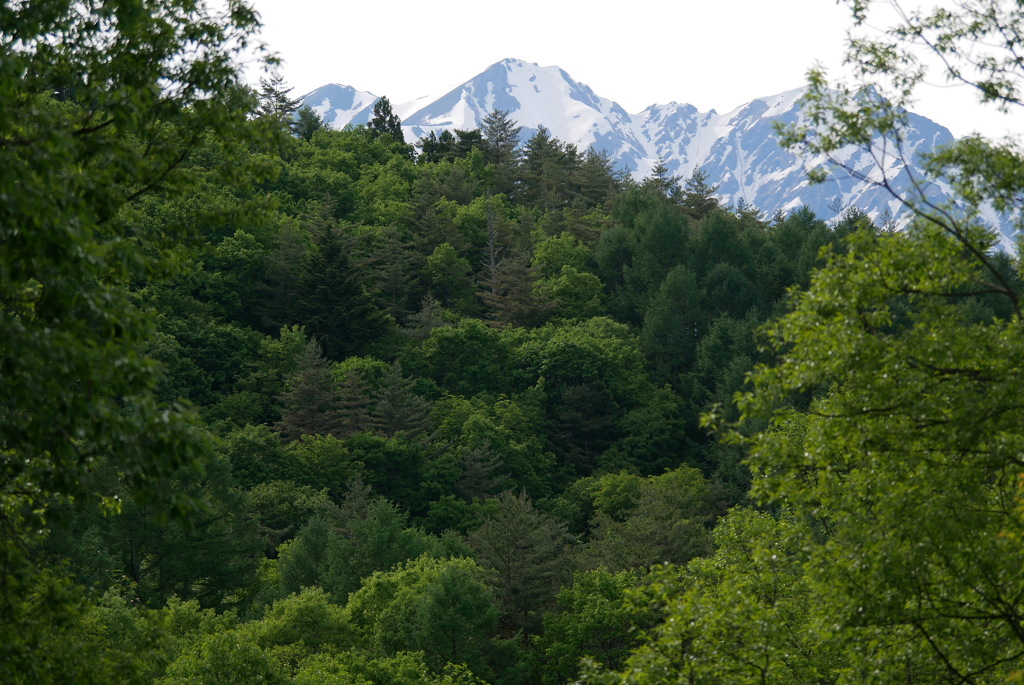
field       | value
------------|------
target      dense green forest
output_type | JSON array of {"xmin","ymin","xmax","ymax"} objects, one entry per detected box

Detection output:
[{"xmin": 4, "ymin": 1, "xmax": 1024, "ymax": 683}]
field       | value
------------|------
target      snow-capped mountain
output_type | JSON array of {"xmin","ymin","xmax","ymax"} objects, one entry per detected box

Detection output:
[
  {"xmin": 304, "ymin": 83, "xmax": 380, "ymax": 129},
  {"xmin": 302, "ymin": 58, "xmax": 1008, "ymax": 248}
]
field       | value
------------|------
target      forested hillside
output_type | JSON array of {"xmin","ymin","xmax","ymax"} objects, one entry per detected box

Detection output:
[{"xmin": 4, "ymin": 1, "xmax": 1024, "ymax": 684}]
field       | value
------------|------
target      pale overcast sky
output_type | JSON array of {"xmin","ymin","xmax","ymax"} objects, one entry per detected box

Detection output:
[{"xmin": 245, "ymin": 0, "xmax": 1022, "ymax": 140}]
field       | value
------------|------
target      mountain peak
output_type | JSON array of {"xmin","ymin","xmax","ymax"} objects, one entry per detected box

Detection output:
[
  {"xmin": 303, "ymin": 83, "xmax": 379, "ymax": 129},
  {"xmin": 494, "ymin": 57, "xmax": 538, "ymax": 69}
]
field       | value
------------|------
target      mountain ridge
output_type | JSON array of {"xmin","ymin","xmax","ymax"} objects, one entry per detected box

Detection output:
[{"xmin": 301, "ymin": 58, "xmax": 1010, "ymax": 249}]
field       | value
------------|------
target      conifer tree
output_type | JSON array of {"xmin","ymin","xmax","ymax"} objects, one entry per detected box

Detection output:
[
  {"xmin": 363, "ymin": 226, "xmax": 420, "ymax": 321},
  {"xmin": 257, "ymin": 73, "xmax": 302, "ymax": 118},
  {"xmin": 368, "ymin": 96, "xmax": 405, "ymax": 143},
  {"xmin": 330, "ymin": 496, "xmax": 442, "ymax": 597},
  {"xmin": 548, "ymin": 382, "xmax": 623, "ymax": 475},
  {"xmin": 479, "ymin": 196, "xmax": 509, "ymax": 296},
  {"xmin": 575, "ymin": 148, "xmax": 624, "ymax": 210},
  {"xmin": 416, "ymin": 129, "xmax": 482, "ymax": 163},
  {"xmin": 454, "ymin": 128, "xmax": 484, "ymax": 157},
  {"xmin": 679, "ymin": 166, "xmax": 721, "ymax": 219},
  {"xmin": 467, "ymin": 490, "xmax": 573, "ymax": 634},
  {"xmin": 335, "ymin": 475, "xmax": 375, "ymax": 531},
  {"xmin": 401, "ymin": 294, "xmax": 455, "ymax": 341},
  {"xmin": 482, "ymin": 109, "xmax": 523, "ymax": 195},
  {"xmin": 640, "ymin": 264, "xmax": 704, "ymax": 383},
  {"xmin": 416, "ymin": 130, "xmax": 450, "ymax": 163},
  {"xmin": 641, "ymin": 159, "xmax": 682, "ymax": 200},
  {"xmin": 276, "ymin": 515, "xmax": 337, "ymax": 595},
  {"xmin": 481, "ymin": 109, "xmax": 522, "ymax": 165},
  {"xmin": 335, "ymin": 368, "xmax": 374, "ymax": 438},
  {"xmin": 369, "ymin": 362, "xmax": 431, "ymax": 440},
  {"xmin": 292, "ymin": 105, "xmax": 326, "ymax": 141},
  {"xmin": 522, "ymin": 126, "xmax": 582, "ymax": 209},
  {"xmin": 254, "ymin": 224, "xmax": 309, "ymax": 334},
  {"xmin": 455, "ymin": 445, "xmax": 507, "ymax": 502},
  {"xmin": 477, "ymin": 248, "xmax": 555, "ymax": 327},
  {"xmin": 276, "ymin": 338, "xmax": 345, "ymax": 440},
  {"xmin": 296, "ymin": 226, "xmax": 392, "ymax": 360}
]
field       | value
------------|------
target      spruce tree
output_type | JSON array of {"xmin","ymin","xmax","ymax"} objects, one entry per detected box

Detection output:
[
  {"xmin": 640, "ymin": 264, "xmax": 704, "ymax": 383},
  {"xmin": 276, "ymin": 338, "xmax": 345, "ymax": 440},
  {"xmin": 363, "ymin": 226, "xmax": 420, "ymax": 321}
]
